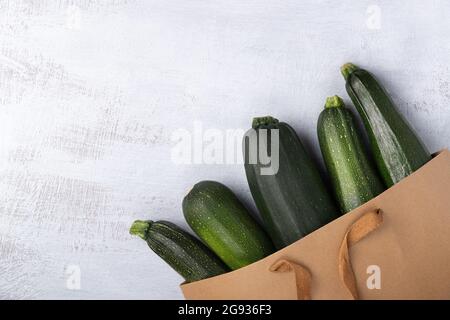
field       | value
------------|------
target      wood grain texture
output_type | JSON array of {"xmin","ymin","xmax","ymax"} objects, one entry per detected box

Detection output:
[{"xmin": 0, "ymin": 0, "xmax": 449, "ymax": 299}]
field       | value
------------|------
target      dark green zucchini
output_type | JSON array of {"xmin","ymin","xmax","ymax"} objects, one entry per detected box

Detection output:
[
  {"xmin": 243, "ymin": 116, "xmax": 339, "ymax": 249},
  {"xmin": 317, "ymin": 95, "xmax": 385, "ymax": 213},
  {"xmin": 129, "ymin": 220, "xmax": 228, "ymax": 282},
  {"xmin": 182, "ymin": 180, "xmax": 274, "ymax": 270},
  {"xmin": 342, "ymin": 63, "xmax": 432, "ymax": 187}
]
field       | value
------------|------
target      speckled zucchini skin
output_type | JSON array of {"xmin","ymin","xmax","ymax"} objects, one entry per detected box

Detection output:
[
  {"xmin": 342, "ymin": 63, "xmax": 432, "ymax": 187},
  {"xmin": 182, "ymin": 180, "xmax": 274, "ymax": 270},
  {"xmin": 317, "ymin": 96, "xmax": 385, "ymax": 213},
  {"xmin": 130, "ymin": 220, "xmax": 228, "ymax": 282},
  {"xmin": 244, "ymin": 116, "xmax": 339, "ymax": 249}
]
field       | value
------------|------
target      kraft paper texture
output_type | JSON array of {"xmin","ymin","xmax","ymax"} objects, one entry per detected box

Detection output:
[{"xmin": 181, "ymin": 150, "xmax": 450, "ymax": 300}]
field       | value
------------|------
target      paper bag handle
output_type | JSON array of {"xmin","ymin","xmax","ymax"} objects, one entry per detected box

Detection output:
[
  {"xmin": 269, "ymin": 259, "xmax": 312, "ymax": 300},
  {"xmin": 338, "ymin": 209, "xmax": 383, "ymax": 299},
  {"xmin": 269, "ymin": 209, "xmax": 383, "ymax": 300}
]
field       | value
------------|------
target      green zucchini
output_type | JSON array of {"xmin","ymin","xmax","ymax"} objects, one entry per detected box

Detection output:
[
  {"xmin": 129, "ymin": 220, "xmax": 228, "ymax": 282},
  {"xmin": 182, "ymin": 180, "xmax": 274, "ymax": 270},
  {"xmin": 317, "ymin": 95, "xmax": 385, "ymax": 213},
  {"xmin": 243, "ymin": 116, "xmax": 339, "ymax": 249},
  {"xmin": 342, "ymin": 63, "xmax": 432, "ymax": 187}
]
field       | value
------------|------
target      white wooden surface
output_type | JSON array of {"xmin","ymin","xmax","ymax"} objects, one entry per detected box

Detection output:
[{"xmin": 0, "ymin": 0, "xmax": 449, "ymax": 299}]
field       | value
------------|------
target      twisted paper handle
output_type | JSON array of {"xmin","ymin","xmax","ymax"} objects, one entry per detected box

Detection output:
[{"xmin": 269, "ymin": 209, "xmax": 383, "ymax": 300}]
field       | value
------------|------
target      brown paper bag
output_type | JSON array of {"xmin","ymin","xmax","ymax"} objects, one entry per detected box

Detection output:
[{"xmin": 181, "ymin": 149, "xmax": 450, "ymax": 300}]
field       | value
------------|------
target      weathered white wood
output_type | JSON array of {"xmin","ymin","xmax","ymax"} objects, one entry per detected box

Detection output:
[{"xmin": 0, "ymin": 0, "xmax": 448, "ymax": 299}]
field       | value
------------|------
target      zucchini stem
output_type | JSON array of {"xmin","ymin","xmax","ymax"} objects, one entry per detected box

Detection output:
[
  {"xmin": 252, "ymin": 116, "xmax": 279, "ymax": 129},
  {"xmin": 341, "ymin": 63, "xmax": 359, "ymax": 80},
  {"xmin": 130, "ymin": 220, "xmax": 152, "ymax": 240},
  {"xmin": 325, "ymin": 95, "xmax": 345, "ymax": 109}
]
